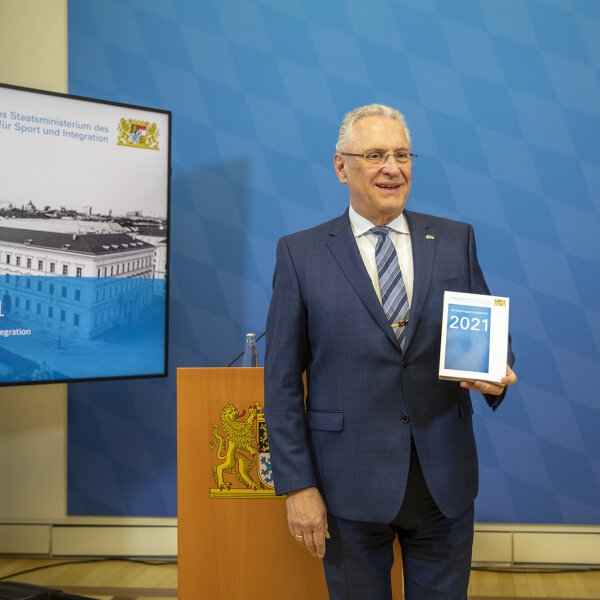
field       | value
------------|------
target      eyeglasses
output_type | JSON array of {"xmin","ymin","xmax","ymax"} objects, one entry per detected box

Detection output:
[{"xmin": 341, "ymin": 151, "xmax": 418, "ymax": 167}]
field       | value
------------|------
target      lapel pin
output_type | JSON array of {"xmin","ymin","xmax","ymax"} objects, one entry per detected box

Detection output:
[{"xmin": 425, "ymin": 234, "xmax": 435, "ymax": 240}]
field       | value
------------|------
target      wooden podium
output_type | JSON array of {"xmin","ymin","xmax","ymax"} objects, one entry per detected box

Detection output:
[{"xmin": 177, "ymin": 367, "xmax": 404, "ymax": 599}]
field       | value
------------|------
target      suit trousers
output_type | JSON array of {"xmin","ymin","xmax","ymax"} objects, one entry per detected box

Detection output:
[{"xmin": 322, "ymin": 439, "xmax": 474, "ymax": 600}]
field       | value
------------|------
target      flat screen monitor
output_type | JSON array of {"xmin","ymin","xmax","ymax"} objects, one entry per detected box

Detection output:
[{"xmin": 0, "ymin": 83, "xmax": 171, "ymax": 385}]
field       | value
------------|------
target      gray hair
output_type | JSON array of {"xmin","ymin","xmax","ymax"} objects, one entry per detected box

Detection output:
[{"xmin": 336, "ymin": 104, "xmax": 411, "ymax": 152}]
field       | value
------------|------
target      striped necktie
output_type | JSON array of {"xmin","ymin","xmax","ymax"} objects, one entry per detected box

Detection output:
[{"xmin": 371, "ymin": 226, "xmax": 410, "ymax": 350}]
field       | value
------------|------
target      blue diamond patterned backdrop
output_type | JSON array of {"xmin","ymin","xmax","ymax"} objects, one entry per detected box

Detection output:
[{"xmin": 67, "ymin": 0, "xmax": 600, "ymax": 523}]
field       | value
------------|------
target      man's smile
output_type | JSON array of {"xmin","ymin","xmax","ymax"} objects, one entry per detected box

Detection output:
[{"xmin": 376, "ymin": 183, "xmax": 402, "ymax": 194}]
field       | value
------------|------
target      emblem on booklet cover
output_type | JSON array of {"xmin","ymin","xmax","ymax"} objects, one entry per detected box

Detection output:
[
  {"xmin": 117, "ymin": 118, "xmax": 159, "ymax": 150},
  {"xmin": 209, "ymin": 402, "xmax": 279, "ymax": 498}
]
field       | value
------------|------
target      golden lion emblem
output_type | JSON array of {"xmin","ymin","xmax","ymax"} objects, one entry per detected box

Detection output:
[
  {"xmin": 117, "ymin": 118, "xmax": 159, "ymax": 150},
  {"xmin": 210, "ymin": 403, "xmax": 260, "ymax": 490}
]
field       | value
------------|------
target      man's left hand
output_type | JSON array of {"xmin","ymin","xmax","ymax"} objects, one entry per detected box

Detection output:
[{"xmin": 460, "ymin": 364, "xmax": 517, "ymax": 396}]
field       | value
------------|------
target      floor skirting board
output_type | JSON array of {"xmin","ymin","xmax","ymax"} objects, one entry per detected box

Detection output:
[{"xmin": 1, "ymin": 521, "xmax": 599, "ymax": 566}]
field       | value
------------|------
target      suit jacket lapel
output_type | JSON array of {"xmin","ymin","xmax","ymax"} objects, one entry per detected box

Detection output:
[
  {"xmin": 326, "ymin": 211, "xmax": 400, "ymax": 349},
  {"xmin": 402, "ymin": 210, "xmax": 435, "ymax": 352}
]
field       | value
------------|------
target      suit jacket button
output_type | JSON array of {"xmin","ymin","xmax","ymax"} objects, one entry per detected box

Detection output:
[
  {"xmin": 401, "ymin": 414, "xmax": 410, "ymax": 423},
  {"xmin": 402, "ymin": 361, "xmax": 409, "ymax": 370}
]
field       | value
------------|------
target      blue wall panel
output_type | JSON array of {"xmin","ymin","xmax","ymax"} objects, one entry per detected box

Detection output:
[{"xmin": 67, "ymin": 0, "xmax": 600, "ymax": 523}]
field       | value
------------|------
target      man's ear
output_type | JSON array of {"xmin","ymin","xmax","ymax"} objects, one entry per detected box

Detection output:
[{"xmin": 334, "ymin": 154, "xmax": 348, "ymax": 184}]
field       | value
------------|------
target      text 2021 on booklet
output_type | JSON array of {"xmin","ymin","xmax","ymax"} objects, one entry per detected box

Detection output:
[{"xmin": 438, "ymin": 291, "xmax": 509, "ymax": 385}]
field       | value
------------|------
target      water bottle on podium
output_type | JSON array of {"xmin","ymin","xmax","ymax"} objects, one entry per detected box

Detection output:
[{"xmin": 242, "ymin": 333, "xmax": 259, "ymax": 367}]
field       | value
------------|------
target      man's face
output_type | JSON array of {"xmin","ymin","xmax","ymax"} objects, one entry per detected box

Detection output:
[{"xmin": 334, "ymin": 116, "xmax": 412, "ymax": 226}]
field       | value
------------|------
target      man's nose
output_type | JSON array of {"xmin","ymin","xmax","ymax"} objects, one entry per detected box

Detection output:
[{"xmin": 381, "ymin": 154, "xmax": 401, "ymax": 173}]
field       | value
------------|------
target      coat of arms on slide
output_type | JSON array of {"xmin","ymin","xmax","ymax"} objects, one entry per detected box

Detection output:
[
  {"xmin": 117, "ymin": 118, "xmax": 159, "ymax": 150},
  {"xmin": 209, "ymin": 402, "xmax": 280, "ymax": 499}
]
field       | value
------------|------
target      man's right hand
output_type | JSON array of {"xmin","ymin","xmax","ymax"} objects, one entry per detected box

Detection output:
[{"xmin": 286, "ymin": 486, "xmax": 330, "ymax": 559}]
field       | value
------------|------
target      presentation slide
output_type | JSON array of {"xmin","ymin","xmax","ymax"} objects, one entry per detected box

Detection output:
[{"xmin": 0, "ymin": 84, "xmax": 170, "ymax": 384}]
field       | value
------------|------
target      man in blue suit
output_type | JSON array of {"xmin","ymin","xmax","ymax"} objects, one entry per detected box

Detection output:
[{"xmin": 264, "ymin": 104, "xmax": 516, "ymax": 599}]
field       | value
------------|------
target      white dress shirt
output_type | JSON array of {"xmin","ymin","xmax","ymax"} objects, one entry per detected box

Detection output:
[{"xmin": 348, "ymin": 205, "xmax": 414, "ymax": 307}]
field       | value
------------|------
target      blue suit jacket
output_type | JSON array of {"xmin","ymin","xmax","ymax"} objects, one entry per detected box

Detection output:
[{"xmin": 264, "ymin": 209, "xmax": 514, "ymax": 523}]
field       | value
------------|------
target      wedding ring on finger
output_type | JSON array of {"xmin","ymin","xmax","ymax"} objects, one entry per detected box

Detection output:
[{"xmin": 295, "ymin": 533, "xmax": 304, "ymax": 539}]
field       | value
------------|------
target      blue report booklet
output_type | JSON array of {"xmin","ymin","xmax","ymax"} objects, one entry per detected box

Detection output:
[{"xmin": 439, "ymin": 291, "xmax": 509, "ymax": 384}]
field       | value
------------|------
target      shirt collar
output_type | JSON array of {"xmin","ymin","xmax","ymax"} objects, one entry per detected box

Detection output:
[{"xmin": 348, "ymin": 205, "xmax": 410, "ymax": 238}]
